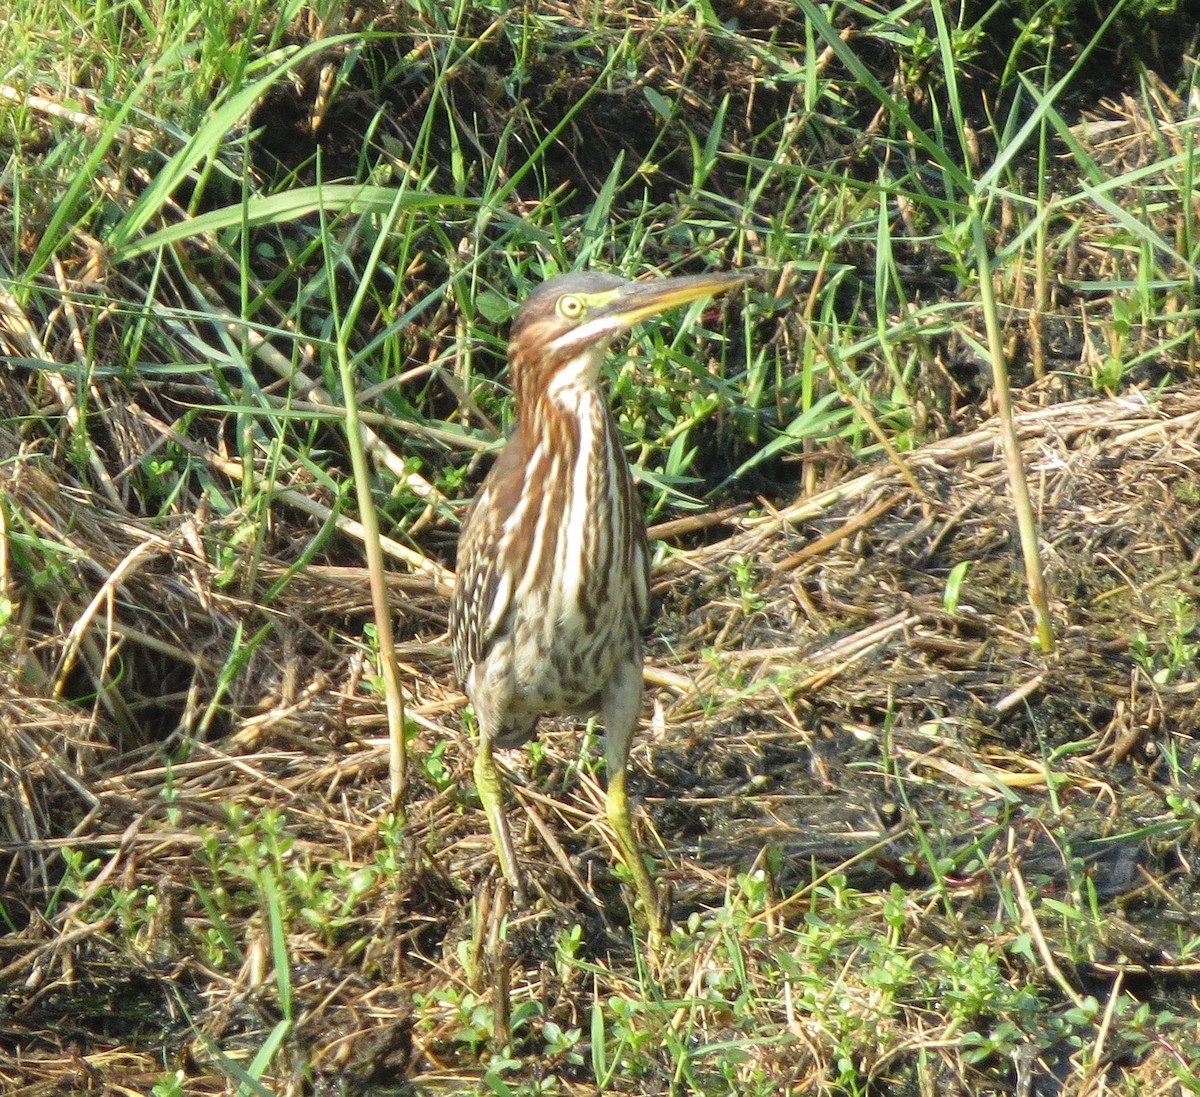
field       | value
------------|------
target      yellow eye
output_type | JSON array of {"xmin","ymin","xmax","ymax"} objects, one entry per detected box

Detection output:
[{"xmin": 557, "ymin": 294, "xmax": 585, "ymax": 320}]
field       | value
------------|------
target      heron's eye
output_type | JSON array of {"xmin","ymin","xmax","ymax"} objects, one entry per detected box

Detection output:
[{"xmin": 557, "ymin": 295, "xmax": 585, "ymax": 320}]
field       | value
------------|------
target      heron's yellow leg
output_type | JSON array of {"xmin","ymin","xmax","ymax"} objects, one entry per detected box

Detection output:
[
  {"xmin": 474, "ymin": 738, "xmax": 525, "ymax": 903},
  {"xmin": 605, "ymin": 764, "xmax": 664, "ymax": 950}
]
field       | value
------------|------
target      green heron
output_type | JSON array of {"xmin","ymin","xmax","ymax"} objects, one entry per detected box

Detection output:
[{"xmin": 450, "ymin": 269, "xmax": 749, "ymax": 939}]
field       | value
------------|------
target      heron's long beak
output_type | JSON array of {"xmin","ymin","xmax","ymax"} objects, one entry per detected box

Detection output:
[
  {"xmin": 601, "ymin": 270, "xmax": 752, "ymax": 328},
  {"xmin": 552, "ymin": 269, "xmax": 752, "ymax": 363}
]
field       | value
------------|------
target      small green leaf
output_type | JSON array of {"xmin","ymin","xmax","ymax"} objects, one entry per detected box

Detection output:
[
  {"xmin": 643, "ymin": 86, "xmax": 672, "ymax": 120},
  {"xmin": 475, "ymin": 290, "xmax": 512, "ymax": 324},
  {"xmin": 943, "ymin": 560, "xmax": 972, "ymax": 613}
]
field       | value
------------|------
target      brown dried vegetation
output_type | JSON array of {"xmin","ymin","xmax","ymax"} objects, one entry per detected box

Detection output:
[{"xmin": 2, "ymin": 2, "xmax": 1200, "ymax": 1094}]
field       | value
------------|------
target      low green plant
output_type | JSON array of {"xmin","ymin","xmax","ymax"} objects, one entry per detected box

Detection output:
[{"xmin": 1130, "ymin": 595, "xmax": 1199, "ymax": 684}]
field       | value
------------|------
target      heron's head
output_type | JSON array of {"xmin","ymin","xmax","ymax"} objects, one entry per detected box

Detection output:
[{"xmin": 507, "ymin": 270, "xmax": 749, "ymax": 407}]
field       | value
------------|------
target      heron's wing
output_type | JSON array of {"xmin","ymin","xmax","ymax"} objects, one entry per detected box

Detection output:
[{"xmin": 449, "ymin": 435, "xmax": 529, "ymax": 681}]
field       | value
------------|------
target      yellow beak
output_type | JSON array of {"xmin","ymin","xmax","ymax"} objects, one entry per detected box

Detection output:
[{"xmin": 599, "ymin": 270, "xmax": 753, "ymax": 328}]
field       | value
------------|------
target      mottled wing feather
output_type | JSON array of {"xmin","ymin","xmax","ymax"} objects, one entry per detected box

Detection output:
[
  {"xmin": 626, "ymin": 471, "xmax": 651, "ymax": 627},
  {"xmin": 449, "ymin": 434, "xmax": 529, "ymax": 683}
]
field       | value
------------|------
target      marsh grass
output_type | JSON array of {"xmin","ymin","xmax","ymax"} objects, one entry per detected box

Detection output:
[{"xmin": 1, "ymin": 0, "xmax": 1200, "ymax": 1093}]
